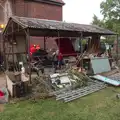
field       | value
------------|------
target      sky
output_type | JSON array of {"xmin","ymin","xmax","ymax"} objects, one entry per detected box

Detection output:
[{"xmin": 63, "ymin": 0, "xmax": 103, "ymax": 24}]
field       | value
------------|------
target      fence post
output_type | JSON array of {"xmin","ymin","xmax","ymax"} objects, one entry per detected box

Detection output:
[{"xmin": 116, "ymin": 34, "xmax": 119, "ymax": 64}]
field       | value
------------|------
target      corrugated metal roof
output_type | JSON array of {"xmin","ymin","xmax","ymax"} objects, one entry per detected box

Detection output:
[{"xmin": 10, "ymin": 16, "xmax": 116, "ymax": 35}]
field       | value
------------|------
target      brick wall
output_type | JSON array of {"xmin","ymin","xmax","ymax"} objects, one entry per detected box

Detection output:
[
  {"xmin": 14, "ymin": 0, "xmax": 63, "ymax": 49},
  {"xmin": 1, "ymin": 0, "xmax": 63, "ymax": 21},
  {"xmin": 13, "ymin": 0, "xmax": 29, "ymax": 17},
  {"xmin": 0, "ymin": 7, "xmax": 4, "ymax": 23},
  {"xmin": 14, "ymin": 0, "xmax": 63, "ymax": 21},
  {"xmin": 30, "ymin": 2, "xmax": 62, "ymax": 21},
  {"xmin": 2, "ymin": 0, "xmax": 64, "ymax": 50}
]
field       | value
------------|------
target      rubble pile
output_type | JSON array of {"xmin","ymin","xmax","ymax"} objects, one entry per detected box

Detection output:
[
  {"xmin": 31, "ymin": 75, "xmax": 53, "ymax": 99},
  {"xmin": 68, "ymin": 69, "xmax": 89, "ymax": 89}
]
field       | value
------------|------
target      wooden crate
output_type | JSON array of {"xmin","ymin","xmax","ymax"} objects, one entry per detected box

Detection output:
[{"xmin": 6, "ymin": 73, "xmax": 29, "ymax": 97}]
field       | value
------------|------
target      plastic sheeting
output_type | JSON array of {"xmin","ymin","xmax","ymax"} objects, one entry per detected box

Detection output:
[{"xmin": 92, "ymin": 75, "xmax": 120, "ymax": 86}]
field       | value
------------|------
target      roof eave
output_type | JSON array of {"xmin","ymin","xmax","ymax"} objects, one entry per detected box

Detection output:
[
  {"xmin": 25, "ymin": 0, "xmax": 65, "ymax": 6},
  {"xmin": 48, "ymin": 0, "xmax": 65, "ymax": 5}
]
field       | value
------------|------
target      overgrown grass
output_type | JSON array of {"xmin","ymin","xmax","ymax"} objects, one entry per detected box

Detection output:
[{"xmin": 1, "ymin": 86, "xmax": 120, "ymax": 120}]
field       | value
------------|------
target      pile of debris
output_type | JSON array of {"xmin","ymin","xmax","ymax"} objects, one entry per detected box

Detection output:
[
  {"xmin": 68, "ymin": 68, "xmax": 89, "ymax": 88},
  {"xmin": 54, "ymin": 80, "xmax": 106, "ymax": 102},
  {"xmin": 50, "ymin": 68, "xmax": 89, "ymax": 91},
  {"xmin": 30, "ymin": 67, "xmax": 94, "ymax": 99},
  {"xmin": 31, "ymin": 75, "xmax": 53, "ymax": 99}
]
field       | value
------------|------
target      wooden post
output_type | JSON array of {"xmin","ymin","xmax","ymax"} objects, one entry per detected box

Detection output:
[
  {"xmin": 58, "ymin": 31, "xmax": 60, "ymax": 52},
  {"xmin": 116, "ymin": 34, "xmax": 119, "ymax": 63},
  {"xmin": 26, "ymin": 29, "xmax": 32, "ymax": 84},
  {"xmin": 44, "ymin": 36, "xmax": 46, "ymax": 50},
  {"xmin": 79, "ymin": 37, "xmax": 82, "ymax": 53},
  {"xmin": 3, "ymin": 36, "xmax": 7, "ymax": 70},
  {"xmin": 0, "ymin": 32, "xmax": 2, "ymax": 52},
  {"xmin": 80, "ymin": 32, "xmax": 83, "ymax": 70},
  {"xmin": 12, "ymin": 22, "xmax": 15, "ymax": 71}
]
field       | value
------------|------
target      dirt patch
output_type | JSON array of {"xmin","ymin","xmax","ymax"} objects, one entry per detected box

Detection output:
[
  {"xmin": 48, "ymin": 112, "xmax": 56, "ymax": 116},
  {"xmin": 0, "ymin": 73, "xmax": 6, "ymax": 88},
  {"xmin": 0, "ymin": 104, "xmax": 4, "ymax": 112}
]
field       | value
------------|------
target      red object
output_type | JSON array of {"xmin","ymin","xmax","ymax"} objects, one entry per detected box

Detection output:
[
  {"xmin": 36, "ymin": 45, "xmax": 40, "ymax": 50},
  {"xmin": 0, "ymin": 90, "xmax": 4, "ymax": 97},
  {"xmin": 58, "ymin": 53, "xmax": 63, "ymax": 61},
  {"xmin": 30, "ymin": 45, "xmax": 40, "ymax": 55},
  {"xmin": 55, "ymin": 38, "xmax": 77, "ymax": 56},
  {"xmin": 30, "ymin": 47, "xmax": 36, "ymax": 55}
]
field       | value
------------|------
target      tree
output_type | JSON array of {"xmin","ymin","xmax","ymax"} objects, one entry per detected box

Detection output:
[
  {"xmin": 91, "ymin": 14, "xmax": 104, "ymax": 27},
  {"xmin": 92, "ymin": 0, "xmax": 120, "ymax": 34},
  {"xmin": 91, "ymin": 0, "xmax": 120, "ymax": 44},
  {"xmin": 100, "ymin": 0, "xmax": 120, "ymax": 20},
  {"xmin": 100, "ymin": 0, "xmax": 120, "ymax": 34}
]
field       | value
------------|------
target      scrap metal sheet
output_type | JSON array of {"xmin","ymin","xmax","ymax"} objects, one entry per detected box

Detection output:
[{"xmin": 91, "ymin": 58, "xmax": 111, "ymax": 74}]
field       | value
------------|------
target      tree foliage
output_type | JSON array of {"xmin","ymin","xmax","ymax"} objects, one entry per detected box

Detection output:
[
  {"xmin": 91, "ymin": 14, "xmax": 104, "ymax": 27},
  {"xmin": 91, "ymin": 0, "xmax": 120, "ymax": 44},
  {"xmin": 100, "ymin": 0, "xmax": 120, "ymax": 20},
  {"xmin": 100, "ymin": 0, "xmax": 120, "ymax": 34},
  {"xmin": 92, "ymin": 0, "xmax": 120, "ymax": 34}
]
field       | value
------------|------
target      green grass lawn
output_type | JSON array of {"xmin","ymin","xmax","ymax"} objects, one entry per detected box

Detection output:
[{"xmin": 1, "ymin": 86, "xmax": 120, "ymax": 120}]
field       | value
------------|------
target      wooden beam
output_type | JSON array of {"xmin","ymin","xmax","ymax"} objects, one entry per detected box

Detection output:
[{"xmin": 26, "ymin": 28, "xmax": 32, "ymax": 84}]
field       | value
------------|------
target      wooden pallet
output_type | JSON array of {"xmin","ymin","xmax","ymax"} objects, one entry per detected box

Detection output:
[
  {"xmin": 56, "ymin": 84, "xmax": 104, "ymax": 100},
  {"xmin": 55, "ymin": 81, "xmax": 106, "ymax": 102},
  {"xmin": 53, "ymin": 80, "xmax": 103, "ymax": 96},
  {"xmin": 64, "ymin": 85, "xmax": 106, "ymax": 102}
]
